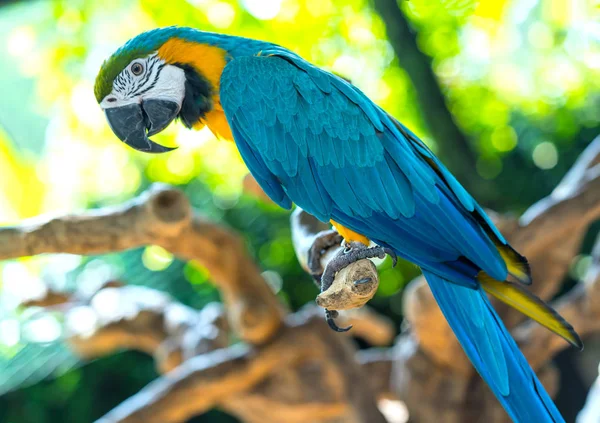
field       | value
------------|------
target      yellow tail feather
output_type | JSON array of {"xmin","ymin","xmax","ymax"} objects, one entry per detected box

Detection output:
[
  {"xmin": 474, "ymin": 213, "xmax": 532, "ymax": 285},
  {"xmin": 495, "ymin": 243, "xmax": 532, "ymax": 285},
  {"xmin": 478, "ymin": 273, "xmax": 583, "ymax": 350}
]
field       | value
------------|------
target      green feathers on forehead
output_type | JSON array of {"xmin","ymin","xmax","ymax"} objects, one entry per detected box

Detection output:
[
  {"xmin": 94, "ymin": 27, "xmax": 182, "ymax": 102},
  {"xmin": 94, "ymin": 26, "xmax": 251, "ymax": 102}
]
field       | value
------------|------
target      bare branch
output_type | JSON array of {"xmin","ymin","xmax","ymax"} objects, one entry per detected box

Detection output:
[
  {"xmin": 518, "ymin": 233, "xmax": 600, "ymax": 369},
  {"xmin": 95, "ymin": 344, "xmax": 257, "ymax": 423},
  {"xmin": 513, "ymin": 137, "xmax": 600, "ymax": 259},
  {"xmin": 94, "ymin": 312, "xmax": 387, "ymax": 423},
  {"xmin": 356, "ymin": 348, "xmax": 395, "ymax": 398},
  {"xmin": 402, "ymin": 278, "xmax": 472, "ymax": 375},
  {"xmin": 0, "ymin": 184, "xmax": 285, "ymax": 345},
  {"xmin": 52, "ymin": 285, "xmax": 229, "ymax": 374}
]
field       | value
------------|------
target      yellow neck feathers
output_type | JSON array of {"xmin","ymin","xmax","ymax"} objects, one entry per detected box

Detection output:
[{"xmin": 158, "ymin": 38, "xmax": 234, "ymax": 141}]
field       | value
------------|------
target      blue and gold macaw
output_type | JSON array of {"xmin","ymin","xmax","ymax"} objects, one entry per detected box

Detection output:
[{"xmin": 94, "ymin": 27, "xmax": 582, "ymax": 422}]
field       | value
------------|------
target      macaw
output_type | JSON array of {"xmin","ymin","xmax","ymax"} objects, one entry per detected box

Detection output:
[{"xmin": 94, "ymin": 26, "xmax": 582, "ymax": 422}]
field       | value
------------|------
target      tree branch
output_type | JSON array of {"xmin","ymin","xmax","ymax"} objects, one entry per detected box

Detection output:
[
  {"xmin": 494, "ymin": 135, "xmax": 600, "ymax": 325},
  {"xmin": 93, "ymin": 311, "xmax": 388, "ymax": 423},
  {"xmin": 96, "ymin": 344, "xmax": 258, "ymax": 423},
  {"xmin": 344, "ymin": 307, "xmax": 395, "ymax": 347},
  {"xmin": 517, "ymin": 233, "xmax": 600, "ymax": 369},
  {"xmin": 2, "ymin": 179, "xmax": 393, "ymax": 423},
  {"xmin": 0, "ymin": 184, "xmax": 285, "ymax": 345}
]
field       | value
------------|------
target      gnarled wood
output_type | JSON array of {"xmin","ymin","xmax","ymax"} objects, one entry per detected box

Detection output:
[{"xmin": 0, "ymin": 184, "xmax": 284, "ymax": 345}]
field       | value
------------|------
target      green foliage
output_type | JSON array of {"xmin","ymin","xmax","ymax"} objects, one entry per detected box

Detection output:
[{"xmin": 0, "ymin": 0, "xmax": 598, "ymax": 422}]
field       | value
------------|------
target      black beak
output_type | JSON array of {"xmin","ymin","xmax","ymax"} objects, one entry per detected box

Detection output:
[{"xmin": 104, "ymin": 99, "xmax": 180, "ymax": 153}]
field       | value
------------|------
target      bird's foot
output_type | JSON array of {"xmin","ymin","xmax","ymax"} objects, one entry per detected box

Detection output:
[
  {"xmin": 318, "ymin": 241, "xmax": 397, "ymax": 332},
  {"xmin": 320, "ymin": 242, "xmax": 397, "ymax": 292}
]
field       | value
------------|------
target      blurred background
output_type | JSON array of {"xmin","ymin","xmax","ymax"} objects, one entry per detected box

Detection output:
[{"xmin": 0, "ymin": 0, "xmax": 598, "ymax": 422}]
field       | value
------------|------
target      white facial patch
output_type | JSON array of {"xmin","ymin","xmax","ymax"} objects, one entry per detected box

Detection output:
[{"xmin": 100, "ymin": 54, "xmax": 186, "ymax": 110}]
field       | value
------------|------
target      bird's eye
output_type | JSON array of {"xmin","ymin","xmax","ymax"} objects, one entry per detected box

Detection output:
[{"xmin": 131, "ymin": 62, "xmax": 144, "ymax": 76}]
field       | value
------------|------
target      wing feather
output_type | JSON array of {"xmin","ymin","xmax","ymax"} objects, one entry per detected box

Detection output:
[{"xmin": 220, "ymin": 53, "xmax": 505, "ymax": 279}]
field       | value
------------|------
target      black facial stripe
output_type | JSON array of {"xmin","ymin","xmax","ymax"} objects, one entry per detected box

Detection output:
[
  {"xmin": 136, "ymin": 59, "xmax": 159, "ymax": 92},
  {"xmin": 127, "ymin": 69, "xmax": 139, "ymax": 96},
  {"xmin": 115, "ymin": 74, "xmax": 126, "ymax": 88},
  {"xmin": 132, "ymin": 63, "xmax": 165, "ymax": 97},
  {"xmin": 130, "ymin": 60, "xmax": 162, "ymax": 97},
  {"xmin": 115, "ymin": 72, "xmax": 128, "ymax": 95},
  {"xmin": 111, "ymin": 55, "xmax": 166, "ymax": 100},
  {"xmin": 133, "ymin": 80, "xmax": 158, "ymax": 98}
]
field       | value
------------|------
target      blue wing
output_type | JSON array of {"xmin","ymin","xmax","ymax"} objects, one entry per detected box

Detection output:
[
  {"xmin": 220, "ymin": 50, "xmax": 566, "ymax": 423},
  {"xmin": 220, "ymin": 51, "xmax": 506, "ymax": 285}
]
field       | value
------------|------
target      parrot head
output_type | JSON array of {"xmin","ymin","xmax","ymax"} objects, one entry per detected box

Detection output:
[{"xmin": 94, "ymin": 27, "xmax": 227, "ymax": 153}]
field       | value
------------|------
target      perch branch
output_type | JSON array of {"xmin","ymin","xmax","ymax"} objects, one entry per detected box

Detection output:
[
  {"xmin": 0, "ymin": 184, "xmax": 285, "ymax": 345},
  {"xmin": 356, "ymin": 348, "xmax": 396, "ymax": 398},
  {"xmin": 493, "ymin": 135, "xmax": 600, "ymax": 323},
  {"xmin": 513, "ymin": 137, "xmax": 600, "ymax": 257},
  {"xmin": 22, "ymin": 284, "xmax": 229, "ymax": 374}
]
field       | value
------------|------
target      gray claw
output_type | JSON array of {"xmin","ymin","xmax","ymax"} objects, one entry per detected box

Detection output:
[
  {"xmin": 325, "ymin": 309, "xmax": 352, "ymax": 332},
  {"xmin": 307, "ymin": 230, "xmax": 344, "ymax": 286},
  {"xmin": 384, "ymin": 248, "xmax": 398, "ymax": 267}
]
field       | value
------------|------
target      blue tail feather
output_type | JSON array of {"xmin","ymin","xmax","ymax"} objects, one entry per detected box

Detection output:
[{"xmin": 422, "ymin": 270, "xmax": 564, "ymax": 423}]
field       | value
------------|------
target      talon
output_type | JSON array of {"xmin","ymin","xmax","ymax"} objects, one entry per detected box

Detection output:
[
  {"xmin": 384, "ymin": 248, "xmax": 398, "ymax": 267},
  {"xmin": 354, "ymin": 277, "xmax": 371, "ymax": 285},
  {"xmin": 325, "ymin": 309, "xmax": 352, "ymax": 332}
]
